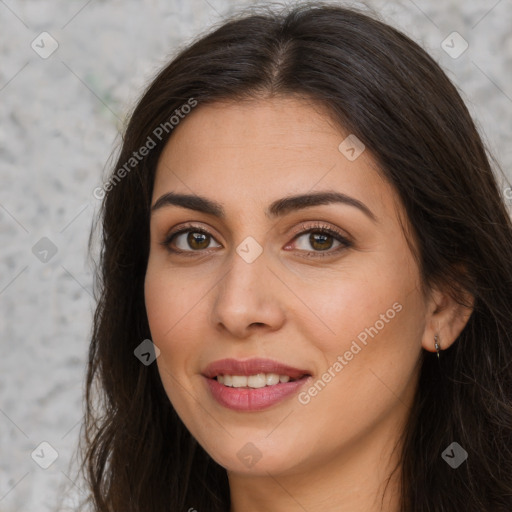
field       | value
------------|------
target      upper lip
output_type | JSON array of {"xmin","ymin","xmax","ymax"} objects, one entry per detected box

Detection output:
[{"xmin": 202, "ymin": 358, "xmax": 311, "ymax": 380}]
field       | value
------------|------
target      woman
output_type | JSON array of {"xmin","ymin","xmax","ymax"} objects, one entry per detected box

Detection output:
[{"xmin": 81, "ymin": 2, "xmax": 512, "ymax": 511}]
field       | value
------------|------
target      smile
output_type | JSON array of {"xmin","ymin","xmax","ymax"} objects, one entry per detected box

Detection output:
[{"xmin": 202, "ymin": 358, "xmax": 312, "ymax": 411}]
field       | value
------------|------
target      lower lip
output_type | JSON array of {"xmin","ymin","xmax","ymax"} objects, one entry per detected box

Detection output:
[{"xmin": 204, "ymin": 376, "xmax": 311, "ymax": 411}]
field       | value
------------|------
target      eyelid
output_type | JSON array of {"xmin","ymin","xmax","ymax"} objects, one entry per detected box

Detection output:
[{"xmin": 290, "ymin": 222, "xmax": 352, "ymax": 243}]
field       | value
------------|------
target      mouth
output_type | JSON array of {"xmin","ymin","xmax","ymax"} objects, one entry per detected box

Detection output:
[{"xmin": 202, "ymin": 358, "xmax": 312, "ymax": 411}]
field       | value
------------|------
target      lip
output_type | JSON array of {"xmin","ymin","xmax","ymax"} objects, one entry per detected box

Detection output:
[
  {"xmin": 202, "ymin": 358, "xmax": 310, "ymax": 380},
  {"xmin": 202, "ymin": 358, "xmax": 312, "ymax": 412}
]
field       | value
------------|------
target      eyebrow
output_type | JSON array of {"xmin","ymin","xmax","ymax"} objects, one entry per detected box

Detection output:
[{"xmin": 150, "ymin": 190, "xmax": 377, "ymax": 222}]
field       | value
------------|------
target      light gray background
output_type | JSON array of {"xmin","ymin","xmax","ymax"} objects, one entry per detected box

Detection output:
[{"xmin": 1, "ymin": 0, "xmax": 511, "ymax": 510}]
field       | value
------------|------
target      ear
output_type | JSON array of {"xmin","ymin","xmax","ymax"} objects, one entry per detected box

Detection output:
[{"xmin": 421, "ymin": 284, "xmax": 474, "ymax": 354}]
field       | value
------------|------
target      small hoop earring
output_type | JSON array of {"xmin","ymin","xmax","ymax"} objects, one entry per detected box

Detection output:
[{"xmin": 434, "ymin": 334, "xmax": 441, "ymax": 359}]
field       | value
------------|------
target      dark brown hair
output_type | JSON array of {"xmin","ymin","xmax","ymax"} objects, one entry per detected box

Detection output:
[{"xmin": 80, "ymin": 2, "xmax": 512, "ymax": 511}]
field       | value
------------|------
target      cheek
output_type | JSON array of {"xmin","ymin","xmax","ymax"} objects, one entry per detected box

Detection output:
[
  {"xmin": 144, "ymin": 267, "xmax": 204, "ymax": 417},
  {"xmin": 144, "ymin": 257, "xmax": 207, "ymax": 336},
  {"xmin": 144, "ymin": 265, "xmax": 204, "ymax": 369},
  {"xmin": 296, "ymin": 255, "xmax": 425, "ymax": 410},
  {"xmin": 144, "ymin": 270, "xmax": 174, "ymax": 346},
  {"xmin": 297, "ymin": 254, "xmax": 422, "ymax": 350},
  {"xmin": 299, "ymin": 292, "xmax": 408, "ymax": 393},
  {"xmin": 293, "ymin": 295, "xmax": 423, "ymax": 449}
]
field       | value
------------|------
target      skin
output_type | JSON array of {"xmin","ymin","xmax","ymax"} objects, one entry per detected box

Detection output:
[{"xmin": 144, "ymin": 96, "xmax": 473, "ymax": 512}]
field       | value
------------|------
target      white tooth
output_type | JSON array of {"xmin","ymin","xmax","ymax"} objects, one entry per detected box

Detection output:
[
  {"xmin": 220, "ymin": 373, "xmax": 294, "ymax": 387},
  {"xmin": 247, "ymin": 374, "xmax": 267, "ymax": 388},
  {"xmin": 266, "ymin": 373, "xmax": 280, "ymax": 386},
  {"xmin": 231, "ymin": 375, "xmax": 248, "ymax": 388}
]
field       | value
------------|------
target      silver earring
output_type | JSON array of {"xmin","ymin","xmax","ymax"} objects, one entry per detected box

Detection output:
[{"xmin": 434, "ymin": 334, "xmax": 441, "ymax": 359}]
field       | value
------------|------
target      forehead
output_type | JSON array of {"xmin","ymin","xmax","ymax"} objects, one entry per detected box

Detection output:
[{"xmin": 152, "ymin": 96, "xmax": 396, "ymax": 219}]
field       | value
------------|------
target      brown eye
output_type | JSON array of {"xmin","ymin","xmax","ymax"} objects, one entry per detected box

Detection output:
[
  {"xmin": 163, "ymin": 228, "xmax": 222, "ymax": 253},
  {"xmin": 308, "ymin": 232, "xmax": 334, "ymax": 251},
  {"xmin": 185, "ymin": 231, "xmax": 210, "ymax": 250},
  {"xmin": 161, "ymin": 222, "xmax": 352, "ymax": 258},
  {"xmin": 292, "ymin": 228, "xmax": 347, "ymax": 253},
  {"xmin": 284, "ymin": 222, "xmax": 353, "ymax": 258}
]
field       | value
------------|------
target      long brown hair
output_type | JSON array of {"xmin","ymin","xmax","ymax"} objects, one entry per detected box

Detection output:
[{"xmin": 80, "ymin": 3, "xmax": 512, "ymax": 510}]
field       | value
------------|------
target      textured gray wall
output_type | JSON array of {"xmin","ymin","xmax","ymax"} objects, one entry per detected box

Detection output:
[{"xmin": 0, "ymin": 0, "xmax": 510, "ymax": 510}]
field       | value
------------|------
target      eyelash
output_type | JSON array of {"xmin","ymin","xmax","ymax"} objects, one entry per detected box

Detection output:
[{"xmin": 161, "ymin": 222, "xmax": 353, "ymax": 258}]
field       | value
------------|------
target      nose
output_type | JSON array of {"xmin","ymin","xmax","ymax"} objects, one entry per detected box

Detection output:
[{"xmin": 210, "ymin": 246, "xmax": 286, "ymax": 339}]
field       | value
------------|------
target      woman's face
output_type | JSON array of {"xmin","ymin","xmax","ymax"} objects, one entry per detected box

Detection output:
[{"xmin": 144, "ymin": 96, "xmax": 430, "ymax": 477}]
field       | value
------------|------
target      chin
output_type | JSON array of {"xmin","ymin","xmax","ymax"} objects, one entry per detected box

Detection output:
[{"xmin": 198, "ymin": 434, "xmax": 304, "ymax": 476}]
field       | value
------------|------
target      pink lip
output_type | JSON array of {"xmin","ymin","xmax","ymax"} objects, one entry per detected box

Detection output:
[
  {"xmin": 202, "ymin": 358, "xmax": 312, "ymax": 412},
  {"xmin": 204, "ymin": 376, "xmax": 311, "ymax": 411}
]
